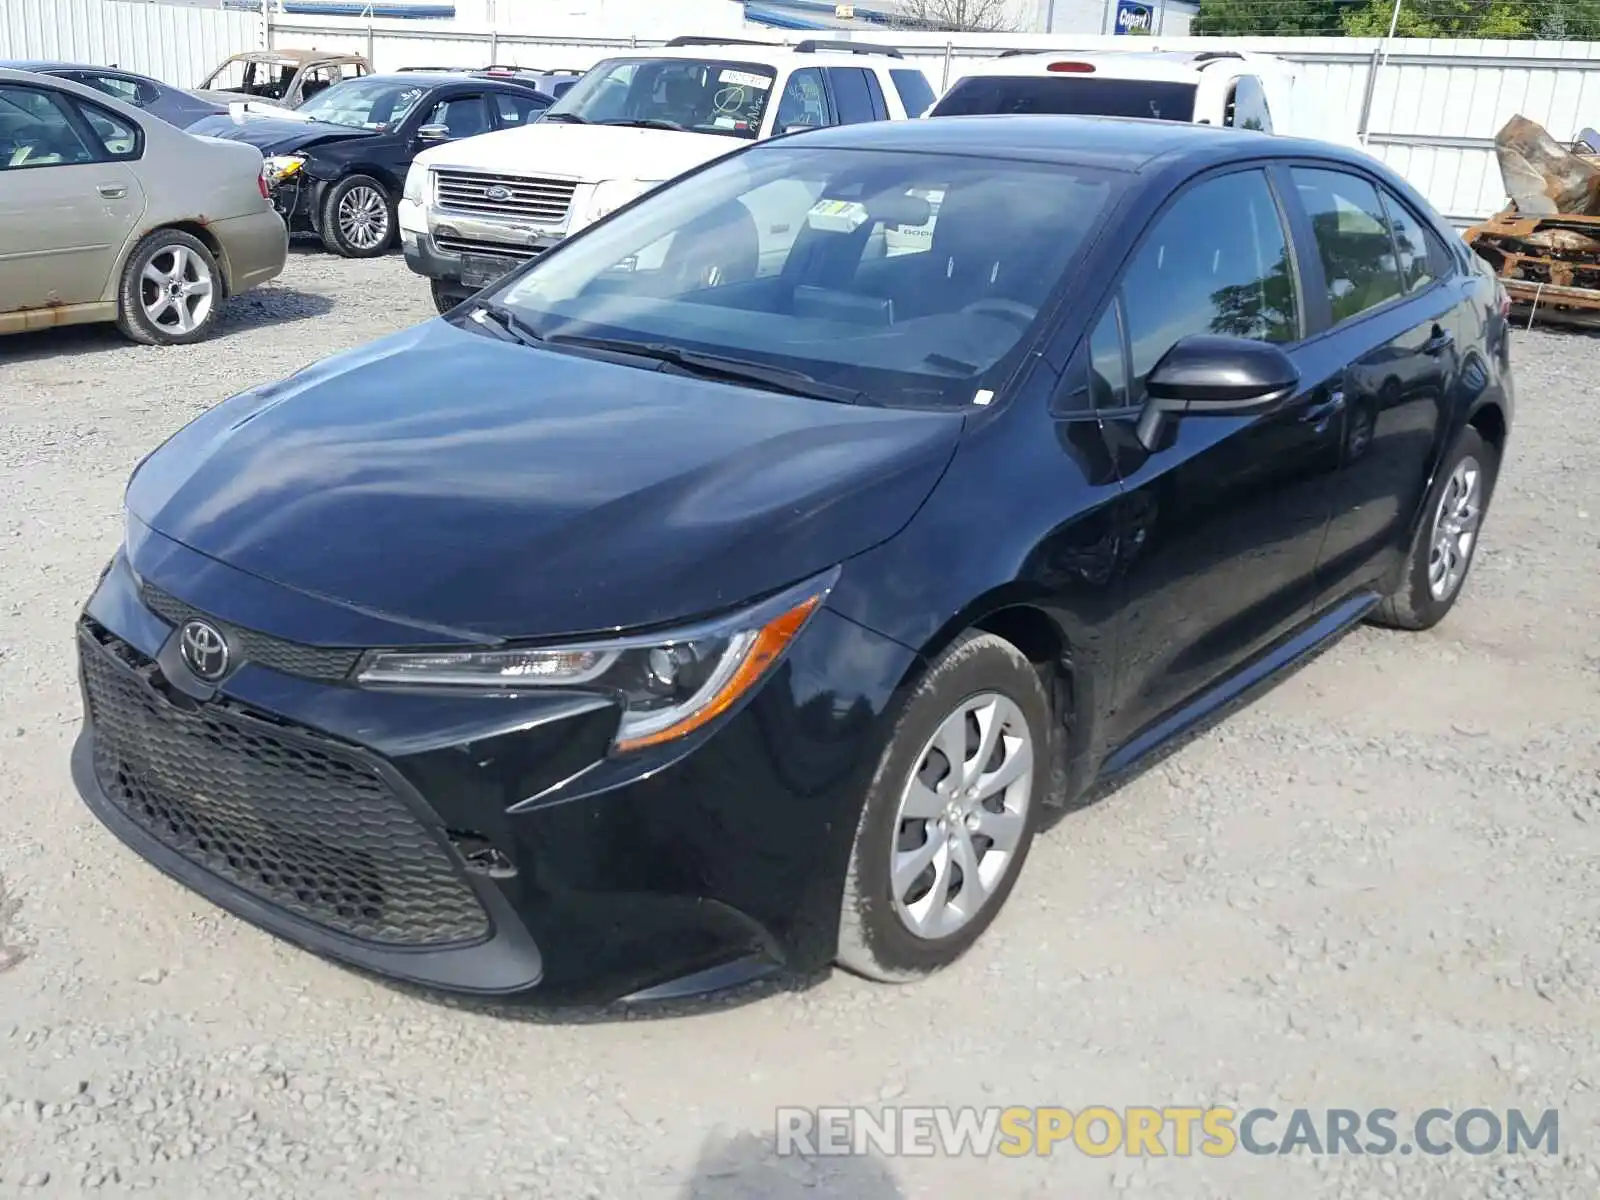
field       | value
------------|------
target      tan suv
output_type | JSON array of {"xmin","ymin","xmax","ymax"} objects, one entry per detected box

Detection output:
[{"xmin": 0, "ymin": 68, "xmax": 287, "ymax": 344}]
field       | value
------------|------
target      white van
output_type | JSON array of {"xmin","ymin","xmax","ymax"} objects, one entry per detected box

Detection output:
[
  {"xmin": 930, "ymin": 49, "xmax": 1359, "ymax": 147},
  {"xmin": 399, "ymin": 37, "xmax": 937, "ymax": 310}
]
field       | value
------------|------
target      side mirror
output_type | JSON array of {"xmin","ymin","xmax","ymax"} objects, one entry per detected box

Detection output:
[
  {"xmin": 417, "ymin": 123, "xmax": 450, "ymax": 141},
  {"xmin": 1135, "ymin": 334, "xmax": 1299, "ymax": 450}
]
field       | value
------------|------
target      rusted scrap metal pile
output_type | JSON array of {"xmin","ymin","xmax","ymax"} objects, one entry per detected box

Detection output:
[{"xmin": 1465, "ymin": 115, "xmax": 1600, "ymax": 327}]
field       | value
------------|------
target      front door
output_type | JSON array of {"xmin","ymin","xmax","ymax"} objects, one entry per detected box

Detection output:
[
  {"xmin": 1088, "ymin": 166, "xmax": 1345, "ymax": 751},
  {"xmin": 1281, "ymin": 166, "xmax": 1460, "ymax": 604},
  {"xmin": 0, "ymin": 84, "xmax": 143, "ymax": 312}
]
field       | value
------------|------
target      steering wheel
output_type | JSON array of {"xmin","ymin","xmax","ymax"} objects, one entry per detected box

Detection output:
[{"xmin": 960, "ymin": 298, "xmax": 1037, "ymax": 329}]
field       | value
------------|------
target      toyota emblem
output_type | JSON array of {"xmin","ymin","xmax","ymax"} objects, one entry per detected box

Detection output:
[
  {"xmin": 179, "ymin": 619, "xmax": 230, "ymax": 682},
  {"xmin": 484, "ymin": 184, "xmax": 513, "ymax": 202}
]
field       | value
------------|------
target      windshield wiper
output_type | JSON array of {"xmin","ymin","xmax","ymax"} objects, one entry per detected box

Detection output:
[
  {"xmin": 542, "ymin": 112, "xmax": 589, "ymax": 124},
  {"xmin": 599, "ymin": 118, "xmax": 684, "ymax": 132},
  {"xmin": 547, "ymin": 334, "xmax": 867, "ymax": 405},
  {"xmin": 464, "ymin": 302, "xmax": 545, "ymax": 347}
]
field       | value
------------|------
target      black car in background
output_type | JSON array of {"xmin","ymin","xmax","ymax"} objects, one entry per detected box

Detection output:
[
  {"xmin": 72, "ymin": 116, "xmax": 1512, "ymax": 1004},
  {"xmin": 185, "ymin": 72, "xmax": 553, "ymax": 257},
  {"xmin": 1, "ymin": 60, "xmax": 225, "ymax": 128}
]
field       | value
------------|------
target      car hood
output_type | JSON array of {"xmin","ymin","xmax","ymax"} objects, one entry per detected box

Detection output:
[
  {"xmin": 125, "ymin": 319, "xmax": 964, "ymax": 641},
  {"xmin": 184, "ymin": 111, "xmax": 372, "ymax": 152},
  {"xmin": 414, "ymin": 120, "xmax": 743, "ymax": 184}
]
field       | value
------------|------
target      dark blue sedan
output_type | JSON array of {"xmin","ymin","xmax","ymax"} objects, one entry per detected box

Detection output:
[
  {"xmin": 72, "ymin": 115, "xmax": 1513, "ymax": 1004},
  {"xmin": 2, "ymin": 60, "xmax": 225, "ymax": 128}
]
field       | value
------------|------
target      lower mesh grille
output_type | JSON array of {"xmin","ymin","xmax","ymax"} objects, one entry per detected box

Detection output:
[{"xmin": 79, "ymin": 625, "xmax": 490, "ymax": 947}]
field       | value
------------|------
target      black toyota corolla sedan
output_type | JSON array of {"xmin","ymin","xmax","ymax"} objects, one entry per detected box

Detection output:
[{"xmin": 73, "ymin": 116, "xmax": 1513, "ymax": 1004}]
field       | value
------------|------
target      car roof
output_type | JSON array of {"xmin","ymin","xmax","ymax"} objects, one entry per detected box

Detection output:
[
  {"xmin": 220, "ymin": 49, "xmax": 367, "ymax": 66},
  {"xmin": 960, "ymin": 49, "xmax": 1258, "ymax": 83},
  {"xmin": 774, "ymin": 112, "xmax": 1371, "ymax": 175},
  {"xmin": 595, "ymin": 41, "xmax": 912, "ymax": 71}
]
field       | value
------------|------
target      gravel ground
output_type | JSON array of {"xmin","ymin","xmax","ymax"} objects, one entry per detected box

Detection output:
[{"xmin": 0, "ymin": 249, "xmax": 1596, "ymax": 1199}]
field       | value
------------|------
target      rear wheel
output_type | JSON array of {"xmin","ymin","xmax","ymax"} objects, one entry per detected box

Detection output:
[
  {"xmin": 320, "ymin": 175, "xmax": 395, "ymax": 257},
  {"xmin": 115, "ymin": 229, "xmax": 223, "ymax": 346},
  {"xmin": 1370, "ymin": 426, "xmax": 1497, "ymax": 630},
  {"xmin": 836, "ymin": 631, "xmax": 1048, "ymax": 983}
]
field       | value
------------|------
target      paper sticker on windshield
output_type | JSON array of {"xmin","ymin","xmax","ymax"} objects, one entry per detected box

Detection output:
[
  {"xmin": 720, "ymin": 69, "xmax": 771, "ymax": 89},
  {"xmin": 806, "ymin": 198, "xmax": 869, "ymax": 233}
]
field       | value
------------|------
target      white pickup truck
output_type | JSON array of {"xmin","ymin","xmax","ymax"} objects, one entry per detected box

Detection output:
[{"xmin": 398, "ymin": 37, "xmax": 937, "ymax": 311}]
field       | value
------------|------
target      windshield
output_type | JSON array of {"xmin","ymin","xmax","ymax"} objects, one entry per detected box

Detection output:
[
  {"xmin": 202, "ymin": 56, "xmax": 299, "ymax": 99},
  {"xmin": 934, "ymin": 75, "xmax": 1198, "ymax": 122},
  {"xmin": 297, "ymin": 77, "xmax": 428, "ymax": 129},
  {"xmin": 543, "ymin": 57, "xmax": 777, "ymax": 138},
  {"xmin": 489, "ymin": 146, "xmax": 1118, "ymax": 409}
]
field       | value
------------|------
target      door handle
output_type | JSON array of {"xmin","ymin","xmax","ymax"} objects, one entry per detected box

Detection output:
[
  {"xmin": 1422, "ymin": 326, "xmax": 1454, "ymax": 355},
  {"xmin": 1301, "ymin": 387, "xmax": 1346, "ymax": 426},
  {"xmin": 97, "ymin": 183, "xmax": 127, "ymax": 199}
]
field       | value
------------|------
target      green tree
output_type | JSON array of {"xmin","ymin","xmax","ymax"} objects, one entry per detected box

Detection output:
[{"xmin": 1192, "ymin": 0, "xmax": 1352, "ymax": 35}]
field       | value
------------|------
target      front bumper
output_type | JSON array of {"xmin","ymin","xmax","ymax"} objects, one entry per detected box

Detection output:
[
  {"xmin": 398, "ymin": 199, "xmax": 564, "ymax": 291},
  {"xmin": 71, "ymin": 536, "xmax": 916, "ymax": 1003}
]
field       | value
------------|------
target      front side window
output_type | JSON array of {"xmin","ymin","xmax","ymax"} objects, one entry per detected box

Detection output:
[
  {"xmin": 494, "ymin": 146, "xmax": 1119, "ymax": 409},
  {"xmin": 296, "ymin": 78, "xmax": 428, "ymax": 130},
  {"xmin": 0, "ymin": 86, "xmax": 94, "ymax": 169},
  {"xmin": 1120, "ymin": 169, "xmax": 1299, "ymax": 402},
  {"xmin": 932, "ymin": 74, "xmax": 1198, "ymax": 122},
  {"xmin": 543, "ymin": 57, "xmax": 776, "ymax": 139},
  {"xmin": 1292, "ymin": 167, "xmax": 1406, "ymax": 324},
  {"xmin": 774, "ymin": 68, "xmax": 831, "ymax": 132}
]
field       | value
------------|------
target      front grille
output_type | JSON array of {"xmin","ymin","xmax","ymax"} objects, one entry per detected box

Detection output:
[
  {"xmin": 141, "ymin": 584, "xmax": 361, "ymax": 682},
  {"xmin": 432, "ymin": 232, "xmax": 548, "ymax": 262},
  {"xmin": 80, "ymin": 625, "xmax": 491, "ymax": 947},
  {"xmin": 434, "ymin": 169, "xmax": 577, "ymax": 223}
]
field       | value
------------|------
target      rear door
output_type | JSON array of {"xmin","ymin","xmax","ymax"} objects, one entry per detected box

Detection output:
[
  {"xmin": 1086, "ymin": 165, "xmax": 1345, "ymax": 750},
  {"xmin": 1279, "ymin": 165, "xmax": 1461, "ymax": 605},
  {"xmin": 0, "ymin": 83, "xmax": 143, "ymax": 312}
]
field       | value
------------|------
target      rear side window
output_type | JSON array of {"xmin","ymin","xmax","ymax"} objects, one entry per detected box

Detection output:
[
  {"xmin": 1292, "ymin": 168, "xmax": 1406, "ymax": 324},
  {"xmin": 890, "ymin": 68, "xmax": 936, "ymax": 117},
  {"xmin": 493, "ymin": 92, "xmax": 548, "ymax": 127},
  {"xmin": 1378, "ymin": 187, "xmax": 1443, "ymax": 292},
  {"xmin": 932, "ymin": 75, "xmax": 1197, "ymax": 122},
  {"xmin": 74, "ymin": 98, "xmax": 140, "ymax": 159},
  {"xmin": 1119, "ymin": 169, "xmax": 1299, "ymax": 401},
  {"xmin": 827, "ymin": 68, "xmax": 879, "ymax": 125}
]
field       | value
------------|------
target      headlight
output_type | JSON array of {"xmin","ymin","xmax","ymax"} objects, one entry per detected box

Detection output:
[
  {"xmin": 403, "ymin": 162, "xmax": 425, "ymax": 204},
  {"xmin": 261, "ymin": 154, "xmax": 305, "ymax": 186},
  {"xmin": 355, "ymin": 569, "xmax": 837, "ymax": 752},
  {"xmin": 573, "ymin": 179, "xmax": 658, "ymax": 232}
]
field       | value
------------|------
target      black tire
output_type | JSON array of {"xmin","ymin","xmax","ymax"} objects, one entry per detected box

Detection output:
[
  {"xmin": 115, "ymin": 229, "xmax": 224, "ymax": 346},
  {"xmin": 1370, "ymin": 426, "xmax": 1498, "ymax": 631},
  {"xmin": 430, "ymin": 278, "xmax": 467, "ymax": 316},
  {"xmin": 836, "ymin": 631, "xmax": 1050, "ymax": 983},
  {"xmin": 319, "ymin": 174, "xmax": 396, "ymax": 258}
]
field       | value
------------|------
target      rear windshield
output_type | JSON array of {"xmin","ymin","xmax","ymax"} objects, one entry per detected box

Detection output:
[{"xmin": 932, "ymin": 74, "xmax": 1197, "ymax": 123}]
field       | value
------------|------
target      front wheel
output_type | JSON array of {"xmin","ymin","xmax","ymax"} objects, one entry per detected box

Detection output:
[
  {"xmin": 115, "ymin": 229, "xmax": 223, "ymax": 346},
  {"xmin": 320, "ymin": 175, "xmax": 396, "ymax": 257},
  {"xmin": 836, "ymin": 631, "xmax": 1049, "ymax": 983},
  {"xmin": 429, "ymin": 278, "xmax": 467, "ymax": 316},
  {"xmin": 1369, "ymin": 426, "xmax": 1498, "ymax": 631}
]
